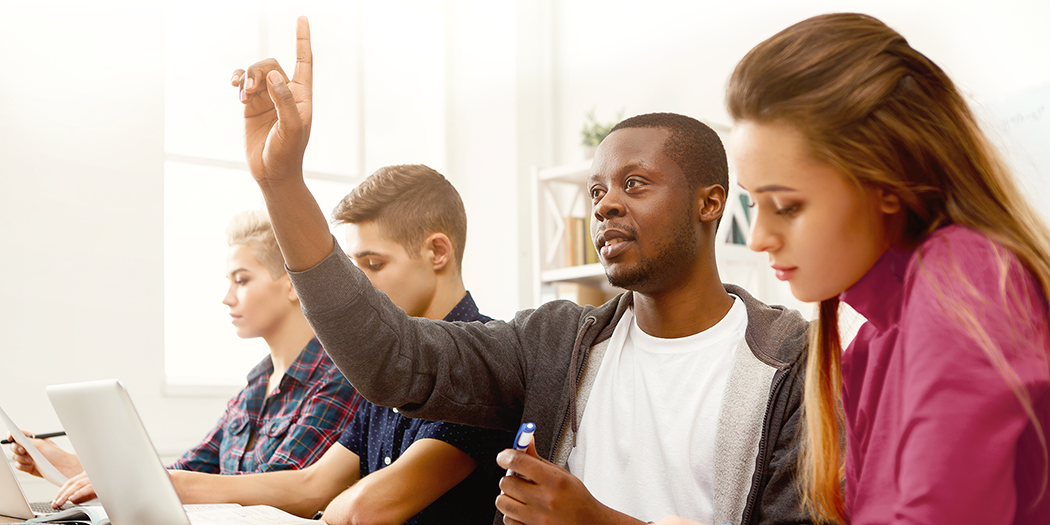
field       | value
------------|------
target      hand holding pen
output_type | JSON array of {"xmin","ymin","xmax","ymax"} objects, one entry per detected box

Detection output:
[
  {"xmin": 496, "ymin": 422, "xmax": 652, "ymax": 525},
  {"xmin": 505, "ymin": 422, "xmax": 536, "ymax": 478},
  {"xmin": 1, "ymin": 431, "xmax": 65, "ymax": 445},
  {"xmin": 6, "ymin": 431, "xmax": 85, "ymax": 481}
]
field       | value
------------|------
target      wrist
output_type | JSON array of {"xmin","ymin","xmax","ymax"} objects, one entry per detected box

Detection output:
[{"xmin": 255, "ymin": 170, "xmax": 307, "ymax": 192}]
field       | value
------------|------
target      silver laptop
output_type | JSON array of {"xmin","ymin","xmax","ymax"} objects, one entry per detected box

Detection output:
[
  {"xmin": 45, "ymin": 379, "xmax": 191, "ymax": 525},
  {"xmin": 0, "ymin": 452, "xmax": 76, "ymax": 520}
]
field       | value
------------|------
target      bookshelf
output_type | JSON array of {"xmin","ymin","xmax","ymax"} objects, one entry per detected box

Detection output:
[{"xmin": 530, "ymin": 159, "xmax": 619, "ymax": 306}]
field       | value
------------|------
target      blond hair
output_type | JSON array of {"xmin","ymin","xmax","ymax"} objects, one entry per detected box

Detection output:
[
  {"xmin": 225, "ymin": 209, "xmax": 286, "ymax": 279},
  {"xmin": 727, "ymin": 13, "xmax": 1050, "ymax": 523}
]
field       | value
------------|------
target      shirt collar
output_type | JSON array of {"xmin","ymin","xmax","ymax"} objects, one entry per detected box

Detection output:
[
  {"xmin": 443, "ymin": 291, "xmax": 491, "ymax": 323},
  {"xmin": 840, "ymin": 248, "xmax": 912, "ymax": 332},
  {"xmin": 245, "ymin": 337, "xmax": 324, "ymax": 385}
]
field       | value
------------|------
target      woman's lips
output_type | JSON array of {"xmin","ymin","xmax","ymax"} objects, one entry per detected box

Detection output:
[{"xmin": 772, "ymin": 266, "xmax": 797, "ymax": 281}]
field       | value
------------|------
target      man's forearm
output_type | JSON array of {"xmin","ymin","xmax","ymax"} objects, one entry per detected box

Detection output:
[{"xmin": 257, "ymin": 175, "xmax": 334, "ymax": 272}]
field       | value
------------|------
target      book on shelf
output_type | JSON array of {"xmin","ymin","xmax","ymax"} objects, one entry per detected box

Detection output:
[
  {"xmin": 564, "ymin": 216, "xmax": 599, "ymax": 267},
  {"xmin": 556, "ymin": 282, "xmax": 607, "ymax": 307}
]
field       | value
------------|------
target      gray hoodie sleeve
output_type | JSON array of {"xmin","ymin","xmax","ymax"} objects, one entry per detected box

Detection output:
[{"xmin": 287, "ymin": 238, "xmax": 547, "ymax": 432}]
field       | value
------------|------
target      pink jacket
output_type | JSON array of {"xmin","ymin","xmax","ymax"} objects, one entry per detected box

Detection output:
[{"xmin": 840, "ymin": 225, "xmax": 1050, "ymax": 524}]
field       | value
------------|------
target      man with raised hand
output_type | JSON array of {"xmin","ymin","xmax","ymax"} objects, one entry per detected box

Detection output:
[{"xmin": 233, "ymin": 16, "xmax": 811, "ymax": 525}]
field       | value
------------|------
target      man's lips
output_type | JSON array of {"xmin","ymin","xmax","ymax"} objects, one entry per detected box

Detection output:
[
  {"xmin": 596, "ymin": 228, "xmax": 634, "ymax": 260},
  {"xmin": 599, "ymin": 238, "xmax": 632, "ymax": 259}
]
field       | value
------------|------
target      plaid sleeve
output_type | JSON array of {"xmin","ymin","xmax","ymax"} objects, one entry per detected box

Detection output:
[
  {"xmin": 255, "ymin": 369, "xmax": 361, "ymax": 472},
  {"xmin": 167, "ymin": 400, "xmax": 233, "ymax": 473}
]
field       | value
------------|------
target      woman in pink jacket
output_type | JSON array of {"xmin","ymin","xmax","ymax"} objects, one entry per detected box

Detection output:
[{"xmin": 720, "ymin": 12, "xmax": 1050, "ymax": 525}]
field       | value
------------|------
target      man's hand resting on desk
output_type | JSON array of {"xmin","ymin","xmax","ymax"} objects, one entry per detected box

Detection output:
[
  {"xmin": 51, "ymin": 472, "xmax": 98, "ymax": 508},
  {"xmin": 8, "ymin": 432, "xmax": 84, "ymax": 480}
]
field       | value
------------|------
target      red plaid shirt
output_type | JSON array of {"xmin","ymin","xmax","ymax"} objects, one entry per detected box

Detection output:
[{"xmin": 169, "ymin": 338, "xmax": 360, "ymax": 473}]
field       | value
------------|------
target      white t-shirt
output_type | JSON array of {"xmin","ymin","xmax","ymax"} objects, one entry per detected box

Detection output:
[{"xmin": 566, "ymin": 296, "xmax": 747, "ymax": 523}]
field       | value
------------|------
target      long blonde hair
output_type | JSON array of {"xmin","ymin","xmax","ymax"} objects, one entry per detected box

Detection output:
[{"xmin": 726, "ymin": 13, "xmax": 1050, "ymax": 523}]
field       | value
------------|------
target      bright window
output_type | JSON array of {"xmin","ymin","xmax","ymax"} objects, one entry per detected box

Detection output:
[{"xmin": 163, "ymin": 2, "xmax": 361, "ymax": 388}]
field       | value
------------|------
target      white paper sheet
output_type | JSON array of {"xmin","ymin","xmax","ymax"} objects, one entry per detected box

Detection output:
[
  {"xmin": 187, "ymin": 505, "xmax": 316, "ymax": 525},
  {"xmin": 0, "ymin": 405, "xmax": 69, "ymax": 486}
]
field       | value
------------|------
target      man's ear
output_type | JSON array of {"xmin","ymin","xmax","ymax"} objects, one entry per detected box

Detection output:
[
  {"xmin": 697, "ymin": 184, "xmax": 727, "ymax": 223},
  {"xmin": 424, "ymin": 233, "xmax": 454, "ymax": 272}
]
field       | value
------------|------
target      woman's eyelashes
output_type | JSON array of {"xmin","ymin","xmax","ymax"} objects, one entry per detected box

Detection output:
[
  {"xmin": 774, "ymin": 201, "xmax": 802, "ymax": 216},
  {"xmin": 747, "ymin": 195, "xmax": 801, "ymax": 217}
]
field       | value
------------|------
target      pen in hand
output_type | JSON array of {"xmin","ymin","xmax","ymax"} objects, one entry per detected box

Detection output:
[
  {"xmin": 1, "ymin": 431, "xmax": 66, "ymax": 445},
  {"xmin": 506, "ymin": 422, "xmax": 536, "ymax": 478}
]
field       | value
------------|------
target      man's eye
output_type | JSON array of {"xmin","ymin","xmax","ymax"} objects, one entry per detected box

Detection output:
[
  {"xmin": 590, "ymin": 188, "xmax": 604, "ymax": 199},
  {"xmin": 368, "ymin": 262, "xmax": 385, "ymax": 271},
  {"xmin": 625, "ymin": 179, "xmax": 641, "ymax": 189}
]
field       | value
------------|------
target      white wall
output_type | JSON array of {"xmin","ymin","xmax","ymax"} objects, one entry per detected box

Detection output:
[
  {"xmin": 1, "ymin": 0, "xmax": 1048, "ymax": 485},
  {"xmin": 0, "ymin": 2, "xmax": 229, "ymax": 459},
  {"xmin": 545, "ymin": 0, "xmax": 1050, "ymax": 165}
]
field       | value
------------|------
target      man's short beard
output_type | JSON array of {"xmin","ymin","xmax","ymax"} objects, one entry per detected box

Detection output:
[{"xmin": 604, "ymin": 218, "xmax": 697, "ymax": 292}]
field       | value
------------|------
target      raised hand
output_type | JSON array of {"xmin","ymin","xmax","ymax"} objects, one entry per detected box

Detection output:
[
  {"xmin": 230, "ymin": 16, "xmax": 313, "ymax": 185},
  {"xmin": 228, "ymin": 15, "xmax": 332, "ymax": 271}
]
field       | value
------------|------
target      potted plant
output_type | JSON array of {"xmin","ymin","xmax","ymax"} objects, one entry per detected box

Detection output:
[{"xmin": 580, "ymin": 108, "xmax": 623, "ymax": 158}]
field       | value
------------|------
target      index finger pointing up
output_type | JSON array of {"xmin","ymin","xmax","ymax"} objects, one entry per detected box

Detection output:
[{"xmin": 293, "ymin": 16, "xmax": 312, "ymax": 87}]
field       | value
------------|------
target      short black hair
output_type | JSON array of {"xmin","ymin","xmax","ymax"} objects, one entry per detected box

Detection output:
[{"xmin": 609, "ymin": 112, "xmax": 728, "ymax": 192}]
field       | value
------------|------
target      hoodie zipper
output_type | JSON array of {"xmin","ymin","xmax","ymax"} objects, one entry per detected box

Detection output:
[
  {"xmin": 740, "ymin": 367, "xmax": 788, "ymax": 525},
  {"xmin": 550, "ymin": 315, "xmax": 597, "ymax": 461}
]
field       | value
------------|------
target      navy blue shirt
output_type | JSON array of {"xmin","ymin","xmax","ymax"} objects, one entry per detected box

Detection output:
[{"xmin": 337, "ymin": 292, "xmax": 512, "ymax": 525}]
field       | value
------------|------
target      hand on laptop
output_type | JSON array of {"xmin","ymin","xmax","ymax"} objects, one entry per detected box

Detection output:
[
  {"xmin": 51, "ymin": 472, "xmax": 98, "ymax": 508},
  {"xmin": 8, "ymin": 432, "xmax": 84, "ymax": 480}
]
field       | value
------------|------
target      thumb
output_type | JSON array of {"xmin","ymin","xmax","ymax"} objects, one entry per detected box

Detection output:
[
  {"xmin": 266, "ymin": 70, "xmax": 304, "ymax": 134},
  {"xmin": 525, "ymin": 439, "xmax": 539, "ymax": 459}
]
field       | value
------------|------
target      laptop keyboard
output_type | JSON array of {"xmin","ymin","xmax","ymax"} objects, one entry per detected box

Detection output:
[{"xmin": 30, "ymin": 501, "xmax": 74, "ymax": 513}]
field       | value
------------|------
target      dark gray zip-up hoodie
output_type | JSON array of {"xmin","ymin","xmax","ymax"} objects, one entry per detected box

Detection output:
[{"xmin": 290, "ymin": 241, "xmax": 813, "ymax": 525}]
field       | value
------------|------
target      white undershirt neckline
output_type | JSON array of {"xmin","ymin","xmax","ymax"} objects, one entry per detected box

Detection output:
[{"xmin": 567, "ymin": 295, "xmax": 747, "ymax": 523}]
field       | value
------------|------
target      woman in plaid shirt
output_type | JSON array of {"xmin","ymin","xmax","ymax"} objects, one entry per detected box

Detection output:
[{"xmin": 11, "ymin": 210, "xmax": 360, "ymax": 492}]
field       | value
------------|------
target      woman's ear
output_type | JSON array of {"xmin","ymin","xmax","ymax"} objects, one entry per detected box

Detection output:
[
  {"xmin": 425, "ymin": 232, "xmax": 454, "ymax": 272},
  {"xmin": 875, "ymin": 188, "xmax": 902, "ymax": 215},
  {"xmin": 697, "ymin": 184, "xmax": 727, "ymax": 223},
  {"xmin": 283, "ymin": 274, "xmax": 300, "ymax": 304}
]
